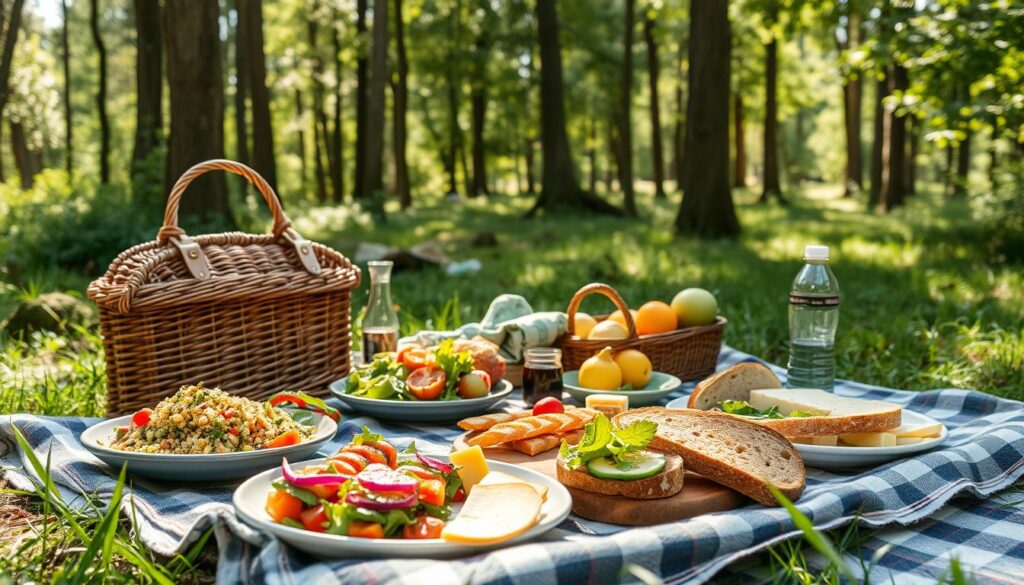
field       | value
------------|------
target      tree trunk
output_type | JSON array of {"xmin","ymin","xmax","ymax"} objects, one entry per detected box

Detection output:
[
  {"xmin": 392, "ymin": 0, "xmax": 410, "ymax": 207},
  {"xmin": 989, "ymin": 119, "xmax": 999, "ymax": 191},
  {"xmin": 524, "ymin": 136, "xmax": 535, "ymax": 193},
  {"xmin": 62, "ymin": 0, "xmax": 73, "ymax": 173},
  {"xmin": 905, "ymin": 115, "xmax": 918, "ymax": 196},
  {"xmin": 588, "ymin": 115, "xmax": 598, "ymax": 193},
  {"xmin": 307, "ymin": 12, "xmax": 330, "ymax": 202},
  {"xmin": 90, "ymin": 0, "xmax": 110, "ymax": 184},
  {"xmin": 312, "ymin": 99, "xmax": 327, "ymax": 203},
  {"xmin": 880, "ymin": 64, "xmax": 908, "ymax": 211},
  {"xmin": 675, "ymin": 0, "xmax": 740, "ymax": 237},
  {"xmin": 838, "ymin": 8, "xmax": 863, "ymax": 197},
  {"xmin": 643, "ymin": 9, "xmax": 665, "ymax": 200},
  {"xmin": 733, "ymin": 92, "xmax": 745, "ymax": 188},
  {"xmin": 758, "ymin": 35, "xmax": 783, "ymax": 204},
  {"xmin": 295, "ymin": 88, "xmax": 306, "ymax": 189},
  {"xmin": 445, "ymin": 0, "xmax": 461, "ymax": 197},
  {"xmin": 672, "ymin": 39, "xmax": 685, "ymax": 192},
  {"xmin": 164, "ymin": 0, "xmax": 231, "ymax": 225},
  {"xmin": 954, "ymin": 130, "xmax": 970, "ymax": 197},
  {"xmin": 353, "ymin": 0, "xmax": 368, "ymax": 199},
  {"xmin": 530, "ymin": 0, "xmax": 618, "ymax": 215},
  {"xmin": 868, "ymin": 72, "xmax": 887, "ymax": 209},
  {"xmin": 944, "ymin": 143, "xmax": 955, "ymax": 197},
  {"xmin": 470, "ymin": 82, "xmax": 488, "ymax": 196},
  {"xmin": 233, "ymin": 0, "xmax": 249, "ymax": 165},
  {"xmin": 0, "ymin": 0, "xmax": 24, "ymax": 123},
  {"xmin": 617, "ymin": 0, "xmax": 636, "ymax": 215},
  {"xmin": 246, "ymin": 0, "xmax": 277, "ymax": 190},
  {"xmin": 10, "ymin": 121, "xmax": 36, "ymax": 188},
  {"xmin": 363, "ymin": 0, "xmax": 387, "ymax": 198},
  {"xmin": 329, "ymin": 18, "xmax": 344, "ymax": 202}
]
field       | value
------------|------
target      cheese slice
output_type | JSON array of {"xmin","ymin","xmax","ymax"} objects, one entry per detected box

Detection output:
[
  {"xmin": 478, "ymin": 470, "xmax": 548, "ymax": 501},
  {"xmin": 789, "ymin": 435, "xmax": 838, "ymax": 446},
  {"xmin": 749, "ymin": 389, "xmax": 899, "ymax": 418},
  {"xmin": 449, "ymin": 445, "xmax": 489, "ymax": 494},
  {"xmin": 585, "ymin": 394, "xmax": 629, "ymax": 416},
  {"xmin": 441, "ymin": 483, "xmax": 542, "ymax": 544},
  {"xmin": 896, "ymin": 437, "xmax": 928, "ymax": 446},
  {"xmin": 891, "ymin": 422, "xmax": 943, "ymax": 439},
  {"xmin": 839, "ymin": 432, "xmax": 896, "ymax": 447}
]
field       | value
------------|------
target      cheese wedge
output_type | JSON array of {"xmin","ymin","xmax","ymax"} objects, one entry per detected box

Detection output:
[
  {"xmin": 789, "ymin": 435, "xmax": 838, "ymax": 446},
  {"xmin": 585, "ymin": 394, "xmax": 629, "ymax": 416},
  {"xmin": 478, "ymin": 470, "xmax": 548, "ymax": 501},
  {"xmin": 891, "ymin": 422, "xmax": 943, "ymax": 439},
  {"xmin": 449, "ymin": 445, "xmax": 489, "ymax": 494},
  {"xmin": 896, "ymin": 437, "xmax": 928, "ymax": 445},
  {"xmin": 839, "ymin": 432, "xmax": 896, "ymax": 447},
  {"xmin": 441, "ymin": 483, "xmax": 542, "ymax": 545}
]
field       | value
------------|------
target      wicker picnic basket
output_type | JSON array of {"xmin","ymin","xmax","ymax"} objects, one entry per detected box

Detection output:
[
  {"xmin": 87, "ymin": 160, "xmax": 361, "ymax": 416},
  {"xmin": 557, "ymin": 283, "xmax": 726, "ymax": 381}
]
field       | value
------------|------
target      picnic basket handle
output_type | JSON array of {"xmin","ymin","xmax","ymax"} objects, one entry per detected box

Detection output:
[
  {"xmin": 156, "ymin": 159, "xmax": 322, "ymax": 280},
  {"xmin": 565, "ymin": 283, "xmax": 638, "ymax": 339}
]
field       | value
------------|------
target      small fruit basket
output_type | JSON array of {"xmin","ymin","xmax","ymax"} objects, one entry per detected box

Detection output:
[{"xmin": 556, "ymin": 283, "xmax": 726, "ymax": 381}]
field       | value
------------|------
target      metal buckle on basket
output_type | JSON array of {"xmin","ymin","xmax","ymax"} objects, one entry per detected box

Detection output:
[
  {"xmin": 169, "ymin": 235, "xmax": 212, "ymax": 280},
  {"xmin": 281, "ymin": 228, "xmax": 323, "ymax": 275}
]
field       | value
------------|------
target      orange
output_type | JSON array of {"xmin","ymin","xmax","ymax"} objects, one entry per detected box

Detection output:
[
  {"xmin": 636, "ymin": 301, "xmax": 677, "ymax": 335},
  {"xmin": 607, "ymin": 309, "xmax": 638, "ymax": 328}
]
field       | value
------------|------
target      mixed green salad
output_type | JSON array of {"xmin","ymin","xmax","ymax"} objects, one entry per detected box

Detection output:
[{"xmin": 559, "ymin": 414, "xmax": 666, "ymax": 481}]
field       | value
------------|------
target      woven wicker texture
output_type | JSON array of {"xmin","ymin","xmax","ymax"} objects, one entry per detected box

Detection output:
[
  {"xmin": 87, "ymin": 160, "xmax": 360, "ymax": 415},
  {"xmin": 557, "ymin": 283, "xmax": 726, "ymax": 382}
]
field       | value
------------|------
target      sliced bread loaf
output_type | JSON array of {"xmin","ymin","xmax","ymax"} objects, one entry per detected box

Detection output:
[
  {"xmin": 613, "ymin": 408, "xmax": 805, "ymax": 506},
  {"xmin": 688, "ymin": 362, "xmax": 781, "ymax": 409},
  {"xmin": 555, "ymin": 451, "xmax": 684, "ymax": 499},
  {"xmin": 750, "ymin": 389, "xmax": 902, "ymax": 435}
]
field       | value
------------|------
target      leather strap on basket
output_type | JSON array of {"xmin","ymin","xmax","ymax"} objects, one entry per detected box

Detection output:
[
  {"xmin": 156, "ymin": 159, "xmax": 322, "ymax": 279},
  {"xmin": 565, "ymin": 283, "xmax": 639, "ymax": 338}
]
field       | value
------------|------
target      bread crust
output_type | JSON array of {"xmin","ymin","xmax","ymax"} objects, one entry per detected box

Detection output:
[
  {"xmin": 688, "ymin": 362, "xmax": 781, "ymax": 409},
  {"xmin": 614, "ymin": 408, "xmax": 805, "ymax": 506},
  {"xmin": 757, "ymin": 410, "xmax": 902, "ymax": 436},
  {"xmin": 555, "ymin": 451, "xmax": 684, "ymax": 499}
]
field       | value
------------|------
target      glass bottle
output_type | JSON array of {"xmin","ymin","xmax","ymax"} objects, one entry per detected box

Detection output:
[
  {"xmin": 521, "ymin": 348, "xmax": 564, "ymax": 405},
  {"xmin": 361, "ymin": 261, "xmax": 399, "ymax": 362}
]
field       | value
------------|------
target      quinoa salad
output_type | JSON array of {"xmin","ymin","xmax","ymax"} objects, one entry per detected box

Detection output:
[{"xmin": 109, "ymin": 384, "xmax": 317, "ymax": 454}]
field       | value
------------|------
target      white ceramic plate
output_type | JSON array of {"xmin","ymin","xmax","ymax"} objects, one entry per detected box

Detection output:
[
  {"xmin": 233, "ymin": 456, "xmax": 572, "ymax": 559},
  {"xmin": 563, "ymin": 371, "xmax": 682, "ymax": 407},
  {"xmin": 81, "ymin": 413, "xmax": 338, "ymax": 483},
  {"xmin": 665, "ymin": 397, "xmax": 948, "ymax": 470},
  {"xmin": 329, "ymin": 378, "xmax": 514, "ymax": 422}
]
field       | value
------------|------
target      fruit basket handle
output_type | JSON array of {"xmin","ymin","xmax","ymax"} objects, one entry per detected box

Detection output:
[
  {"xmin": 156, "ymin": 159, "xmax": 321, "ymax": 280},
  {"xmin": 565, "ymin": 282, "xmax": 638, "ymax": 338}
]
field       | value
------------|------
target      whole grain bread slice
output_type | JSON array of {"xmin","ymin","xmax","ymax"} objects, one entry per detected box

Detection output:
[
  {"xmin": 555, "ymin": 451, "xmax": 684, "ymax": 499},
  {"xmin": 688, "ymin": 362, "xmax": 782, "ymax": 409},
  {"xmin": 613, "ymin": 408, "xmax": 805, "ymax": 506},
  {"xmin": 749, "ymin": 389, "xmax": 902, "ymax": 435}
]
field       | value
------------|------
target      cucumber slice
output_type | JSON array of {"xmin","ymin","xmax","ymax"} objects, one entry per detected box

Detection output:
[{"xmin": 585, "ymin": 453, "xmax": 665, "ymax": 480}]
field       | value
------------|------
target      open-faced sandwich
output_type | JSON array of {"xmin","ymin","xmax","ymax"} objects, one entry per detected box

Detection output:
[{"xmin": 687, "ymin": 362, "xmax": 942, "ymax": 446}]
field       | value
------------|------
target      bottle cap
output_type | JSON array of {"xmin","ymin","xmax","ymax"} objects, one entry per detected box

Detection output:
[{"xmin": 804, "ymin": 245, "xmax": 829, "ymax": 261}]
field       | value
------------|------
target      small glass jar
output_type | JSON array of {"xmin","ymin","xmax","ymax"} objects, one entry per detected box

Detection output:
[
  {"xmin": 521, "ymin": 348, "xmax": 564, "ymax": 405},
  {"xmin": 360, "ymin": 260, "xmax": 399, "ymax": 362}
]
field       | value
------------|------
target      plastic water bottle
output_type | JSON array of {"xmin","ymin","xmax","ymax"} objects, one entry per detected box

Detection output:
[{"xmin": 787, "ymin": 245, "xmax": 840, "ymax": 390}]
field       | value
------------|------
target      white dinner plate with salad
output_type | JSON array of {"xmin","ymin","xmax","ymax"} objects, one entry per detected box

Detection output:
[
  {"xmin": 330, "ymin": 378, "xmax": 514, "ymax": 422},
  {"xmin": 233, "ymin": 455, "xmax": 573, "ymax": 559},
  {"xmin": 665, "ymin": 396, "xmax": 948, "ymax": 470},
  {"xmin": 564, "ymin": 371, "xmax": 682, "ymax": 406},
  {"xmin": 81, "ymin": 413, "xmax": 338, "ymax": 483}
]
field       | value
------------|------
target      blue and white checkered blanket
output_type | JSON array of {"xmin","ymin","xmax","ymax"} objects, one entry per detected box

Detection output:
[{"xmin": 2, "ymin": 345, "xmax": 1023, "ymax": 584}]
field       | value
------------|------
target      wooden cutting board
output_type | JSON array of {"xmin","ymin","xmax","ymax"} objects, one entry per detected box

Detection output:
[{"xmin": 453, "ymin": 433, "xmax": 747, "ymax": 526}]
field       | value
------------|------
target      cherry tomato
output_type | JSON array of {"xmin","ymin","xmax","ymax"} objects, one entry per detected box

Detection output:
[
  {"xmin": 364, "ymin": 441, "xmax": 398, "ymax": 468},
  {"xmin": 418, "ymin": 478, "xmax": 446, "ymax": 506},
  {"xmin": 267, "ymin": 430, "xmax": 301, "ymax": 449},
  {"xmin": 332, "ymin": 451, "xmax": 370, "ymax": 472},
  {"xmin": 407, "ymin": 367, "xmax": 446, "ymax": 400},
  {"xmin": 402, "ymin": 516, "xmax": 445, "ymax": 539},
  {"xmin": 265, "ymin": 489, "xmax": 304, "ymax": 523},
  {"xmin": 131, "ymin": 408, "xmax": 153, "ymax": 427},
  {"xmin": 457, "ymin": 371, "xmax": 491, "ymax": 399},
  {"xmin": 452, "ymin": 486, "xmax": 467, "ymax": 503},
  {"xmin": 300, "ymin": 504, "xmax": 329, "ymax": 532},
  {"xmin": 397, "ymin": 347, "xmax": 431, "ymax": 370},
  {"xmin": 327, "ymin": 458, "xmax": 359, "ymax": 475},
  {"xmin": 347, "ymin": 521, "xmax": 385, "ymax": 539},
  {"xmin": 532, "ymin": 397, "xmax": 565, "ymax": 416}
]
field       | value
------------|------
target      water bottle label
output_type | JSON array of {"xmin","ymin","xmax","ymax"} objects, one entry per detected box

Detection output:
[{"xmin": 789, "ymin": 294, "xmax": 840, "ymax": 306}]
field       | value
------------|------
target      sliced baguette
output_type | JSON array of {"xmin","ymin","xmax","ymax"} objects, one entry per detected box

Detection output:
[
  {"xmin": 613, "ymin": 408, "xmax": 805, "ymax": 506},
  {"xmin": 749, "ymin": 389, "xmax": 902, "ymax": 436},
  {"xmin": 555, "ymin": 451, "xmax": 684, "ymax": 499},
  {"xmin": 688, "ymin": 362, "xmax": 782, "ymax": 409}
]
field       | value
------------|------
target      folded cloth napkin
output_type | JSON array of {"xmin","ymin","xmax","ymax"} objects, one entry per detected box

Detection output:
[
  {"xmin": 3, "ymin": 345, "xmax": 1024, "ymax": 585},
  {"xmin": 400, "ymin": 293, "xmax": 566, "ymax": 362}
]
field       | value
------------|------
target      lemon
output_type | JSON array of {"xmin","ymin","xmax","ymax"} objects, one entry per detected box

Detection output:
[
  {"xmin": 574, "ymin": 312, "xmax": 598, "ymax": 338},
  {"xmin": 587, "ymin": 320, "xmax": 628, "ymax": 340},
  {"xmin": 578, "ymin": 347, "xmax": 623, "ymax": 390},
  {"xmin": 614, "ymin": 349, "xmax": 652, "ymax": 389}
]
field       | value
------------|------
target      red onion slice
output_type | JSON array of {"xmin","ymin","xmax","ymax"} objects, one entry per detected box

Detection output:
[
  {"xmin": 345, "ymin": 489, "xmax": 418, "ymax": 511},
  {"xmin": 281, "ymin": 458, "xmax": 351, "ymax": 487},
  {"xmin": 356, "ymin": 463, "xmax": 419, "ymax": 493},
  {"xmin": 416, "ymin": 453, "xmax": 454, "ymax": 474}
]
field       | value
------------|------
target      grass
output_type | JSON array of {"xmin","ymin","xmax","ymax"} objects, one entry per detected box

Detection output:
[{"xmin": 1, "ymin": 181, "xmax": 1022, "ymax": 582}]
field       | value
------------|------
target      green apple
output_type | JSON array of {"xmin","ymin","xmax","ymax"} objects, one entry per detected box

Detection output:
[{"xmin": 671, "ymin": 288, "xmax": 718, "ymax": 327}]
